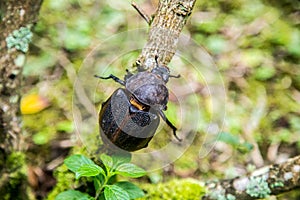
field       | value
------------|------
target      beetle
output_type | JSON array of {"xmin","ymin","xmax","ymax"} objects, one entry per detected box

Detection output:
[{"xmin": 95, "ymin": 56, "xmax": 181, "ymax": 151}]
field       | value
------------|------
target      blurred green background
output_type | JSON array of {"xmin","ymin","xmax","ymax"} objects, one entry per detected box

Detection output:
[{"xmin": 22, "ymin": 0, "xmax": 300, "ymax": 199}]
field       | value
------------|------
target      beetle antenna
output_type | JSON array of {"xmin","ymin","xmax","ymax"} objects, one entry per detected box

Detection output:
[
  {"xmin": 158, "ymin": 110, "xmax": 182, "ymax": 142},
  {"xmin": 94, "ymin": 74, "xmax": 125, "ymax": 85}
]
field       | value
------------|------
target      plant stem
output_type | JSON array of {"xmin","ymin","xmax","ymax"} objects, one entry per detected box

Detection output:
[{"xmin": 94, "ymin": 169, "xmax": 113, "ymax": 199}]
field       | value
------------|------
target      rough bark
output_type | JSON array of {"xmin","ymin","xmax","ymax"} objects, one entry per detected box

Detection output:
[
  {"xmin": 0, "ymin": 0, "xmax": 43, "ymax": 199},
  {"xmin": 203, "ymin": 156, "xmax": 300, "ymax": 200},
  {"xmin": 136, "ymin": 0, "xmax": 196, "ymax": 71}
]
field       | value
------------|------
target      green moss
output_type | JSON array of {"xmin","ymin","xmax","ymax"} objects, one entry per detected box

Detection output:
[
  {"xmin": 0, "ymin": 152, "xmax": 30, "ymax": 200},
  {"xmin": 138, "ymin": 179, "xmax": 206, "ymax": 200},
  {"xmin": 6, "ymin": 152, "xmax": 26, "ymax": 173},
  {"xmin": 6, "ymin": 26, "xmax": 33, "ymax": 53},
  {"xmin": 46, "ymin": 164, "xmax": 79, "ymax": 200},
  {"xmin": 23, "ymin": 108, "xmax": 61, "ymax": 145}
]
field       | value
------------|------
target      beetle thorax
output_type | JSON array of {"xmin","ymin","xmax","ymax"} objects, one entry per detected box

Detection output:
[{"xmin": 125, "ymin": 71, "xmax": 169, "ymax": 110}]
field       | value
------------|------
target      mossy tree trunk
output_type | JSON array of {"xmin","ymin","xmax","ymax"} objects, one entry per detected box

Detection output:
[{"xmin": 0, "ymin": 0, "xmax": 42, "ymax": 199}]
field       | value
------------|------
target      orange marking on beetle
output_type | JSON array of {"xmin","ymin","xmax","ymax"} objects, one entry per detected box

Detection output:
[{"xmin": 130, "ymin": 96, "xmax": 146, "ymax": 111}]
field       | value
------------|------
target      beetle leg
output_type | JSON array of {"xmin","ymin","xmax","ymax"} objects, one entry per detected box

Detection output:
[
  {"xmin": 94, "ymin": 74, "xmax": 125, "ymax": 85},
  {"xmin": 158, "ymin": 110, "xmax": 182, "ymax": 142},
  {"xmin": 169, "ymin": 74, "xmax": 181, "ymax": 78},
  {"xmin": 124, "ymin": 69, "xmax": 134, "ymax": 80}
]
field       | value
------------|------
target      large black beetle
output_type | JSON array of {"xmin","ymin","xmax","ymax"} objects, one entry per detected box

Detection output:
[{"xmin": 95, "ymin": 56, "xmax": 180, "ymax": 151}]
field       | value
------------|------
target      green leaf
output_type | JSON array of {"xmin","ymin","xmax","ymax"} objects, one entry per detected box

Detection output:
[
  {"xmin": 115, "ymin": 163, "xmax": 146, "ymax": 178},
  {"xmin": 115, "ymin": 181, "xmax": 145, "ymax": 199},
  {"xmin": 217, "ymin": 132, "xmax": 240, "ymax": 147},
  {"xmin": 104, "ymin": 185, "xmax": 130, "ymax": 200},
  {"xmin": 94, "ymin": 174, "xmax": 105, "ymax": 191},
  {"xmin": 100, "ymin": 154, "xmax": 113, "ymax": 169},
  {"xmin": 254, "ymin": 66, "xmax": 276, "ymax": 81},
  {"xmin": 238, "ymin": 142, "xmax": 254, "ymax": 153},
  {"xmin": 56, "ymin": 120, "xmax": 74, "ymax": 133},
  {"xmin": 55, "ymin": 190, "xmax": 93, "ymax": 200},
  {"xmin": 112, "ymin": 153, "xmax": 132, "ymax": 166},
  {"xmin": 64, "ymin": 154, "xmax": 105, "ymax": 179},
  {"xmin": 75, "ymin": 163, "xmax": 104, "ymax": 179},
  {"xmin": 64, "ymin": 154, "xmax": 94, "ymax": 173}
]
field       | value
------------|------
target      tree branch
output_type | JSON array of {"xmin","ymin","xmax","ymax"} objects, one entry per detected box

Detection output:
[
  {"xmin": 136, "ymin": 0, "xmax": 196, "ymax": 70},
  {"xmin": 131, "ymin": 1, "xmax": 151, "ymax": 25},
  {"xmin": 203, "ymin": 155, "xmax": 300, "ymax": 200}
]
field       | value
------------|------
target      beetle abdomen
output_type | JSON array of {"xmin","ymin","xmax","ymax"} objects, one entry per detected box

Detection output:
[{"xmin": 99, "ymin": 88, "xmax": 160, "ymax": 151}]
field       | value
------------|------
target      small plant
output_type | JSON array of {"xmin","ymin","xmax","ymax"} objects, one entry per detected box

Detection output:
[{"xmin": 55, "ymin": 154, "xmax": 146, "ymax": 200}]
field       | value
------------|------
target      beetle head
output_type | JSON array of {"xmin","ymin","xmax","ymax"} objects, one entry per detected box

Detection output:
[{"xmin": 151, "ymin": 67, "xmax": 170, "ymax": 83}]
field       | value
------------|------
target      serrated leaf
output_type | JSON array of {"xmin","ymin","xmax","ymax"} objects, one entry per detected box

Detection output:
[
  {"xmin": 104, "ymin": 185, "xmax": 130, "ymax": 200},
  {"xmin": 112, "ymin": 153, "xmax": 132, "ymax": 166},
  {"xmin": 75, "ymin": 163, "xmax": 104, "ymax": 179},
  {"xmin": 55, "ymin": 190, "xmax": 93, "ymax": 200},
  {"xmin": 115, "ymin": 181, "xmax": 145, "ymax": 199},
  {"xmin": 64, "ymin": 154, "xmax": 96, "ymax": 173},
  {"xmin": 115, "ymin": 163, "xmax": 146, "ymax": 178},
  {"xmin": 100, "ymin": 154, "xmax": 113, "ymax": 169}
]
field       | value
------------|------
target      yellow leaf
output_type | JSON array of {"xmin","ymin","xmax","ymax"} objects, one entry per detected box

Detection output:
[{"xmin": 20, "ymin": 94, "xmax": 50, "ymax": 114}]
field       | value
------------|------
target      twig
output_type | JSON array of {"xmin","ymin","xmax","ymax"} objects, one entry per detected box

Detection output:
[
  {"xmin": 131, "ymin": 1, "xmax": 151, "ymax": 25},
  {"xmin": 136, "ymin": 0, "xmax": 196, "ymax": 70}
]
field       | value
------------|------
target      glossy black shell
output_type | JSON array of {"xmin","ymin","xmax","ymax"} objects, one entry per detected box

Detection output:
[{"xmin": 99, "ymin": 88, "xmax": 160, "ymax": 151}]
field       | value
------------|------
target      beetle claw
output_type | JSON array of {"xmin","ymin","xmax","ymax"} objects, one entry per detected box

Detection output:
[
  {"xmin": 158, "ymin": 110, "xmax": 182, "ymax": 142},
  {"xmin": 173, "ymin": 130, "xmax": 182, "ymax": 142},
  {"xmin": 168, "ymin": 121, "xmax": 182, "ymax": 142}
]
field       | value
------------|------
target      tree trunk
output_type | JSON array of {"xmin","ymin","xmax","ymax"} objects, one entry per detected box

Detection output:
[{"xmin": 0, "ymin": 0, "xmax": 42, "ymax": 199}]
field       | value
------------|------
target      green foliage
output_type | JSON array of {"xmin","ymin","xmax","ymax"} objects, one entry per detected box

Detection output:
[
  {"xmin": 47, "ymin": 164, "xmax": 80, "ymax": 200},
  {"xmin": 56, "ymin": 190, "xmax": 93, "ymax": 200},
  {"xmin": 6, "ymin": 26, "xmax": 33, "ymax": 53},
  {"xmin": 104, "ymin": 185, "xmax": 129, "ymax": 200},
  {"xmin": 139, "ymin": 179, "xmax": 206, "ymax": 200},
  {"xmin": 218, "ymin": 132, "xmax": 254, "ymax": 153},
  {"xmin": 0, "ymin": 152, "xmax": 28, "ymax": 200},
  {"xmin": 246, "ymin": 176, "xmax": 271, "ymax": 198},
  {"xmin": 56, "ymin": 154, "xmax": 145, "ymax": 200}
]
